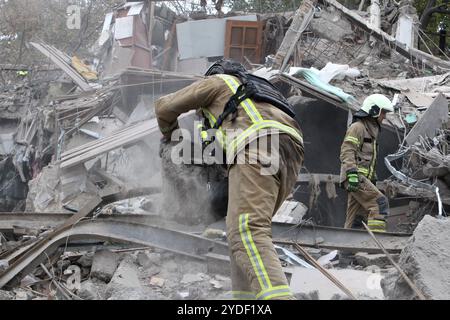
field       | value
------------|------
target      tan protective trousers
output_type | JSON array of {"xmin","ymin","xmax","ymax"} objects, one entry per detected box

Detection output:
[
  {"xmin": 344, "ymin": 175, "xmax": 389, "ymax": 229},
  {"xmin": 226, "ymin": 134, "xmax": 304, "ymax": 300}
]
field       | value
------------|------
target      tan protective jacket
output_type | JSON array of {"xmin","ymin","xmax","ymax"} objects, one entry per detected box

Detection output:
[
  {"xmin": 155, "ymin": 74, "xmax": 303, "ymax": 161},
  {"xmin": 340, "ymin": 117, "xmax": 380, "ymax": 183}
]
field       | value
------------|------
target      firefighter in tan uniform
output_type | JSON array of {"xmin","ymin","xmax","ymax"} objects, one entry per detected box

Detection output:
[
  {"xmin": 155, "ymin": 60, "xmax": 304, "ymax": 300},
  {"xmin": 340, "ymin": 94, "xmax": 394, "ymax": 232}
]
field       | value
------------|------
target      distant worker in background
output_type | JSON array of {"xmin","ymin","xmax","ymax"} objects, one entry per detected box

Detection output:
[
  {"xmin": 155, "ymin": 59, "xmax": 304, "ymax": 300},
  {"xmin": 438, "ymin": 20, "xmax": 447, "ymax": 55},
  {"xmin": 339, "ymin": 94, "xmax": 394, "ymax": 232}
]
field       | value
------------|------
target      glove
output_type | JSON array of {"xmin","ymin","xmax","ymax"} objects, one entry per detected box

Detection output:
[
  {"xmin": 159, "ymin": 136, "xmax": 170, "ymax": 158},
  {"xmin": 346, "ymin": 171, "xmax": 359, "ymax": 192}
]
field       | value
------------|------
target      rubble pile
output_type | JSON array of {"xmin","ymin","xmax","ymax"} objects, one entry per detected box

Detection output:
[{"xmin": 0, "ymin": 247, "xmax": 232, "ymax": 300}]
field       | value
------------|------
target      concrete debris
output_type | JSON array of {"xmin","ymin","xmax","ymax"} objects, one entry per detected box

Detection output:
[
  {"xmin": 149, "ymin": 276, "xmax": 165, "ymax": 288},
  {"xmin": 202, "ymin": 228, "xmax": 227, "ymax": 240},
  {"xmin": 382, "ymin": 216, "xmax": 450, "ymax": 300},
  {"xmin": 180, "ymin": 273, "xmax": 207, "ymax": 285},
  {"xmin": 13, "ymin": 288, "xmax": 35, "ymax": 301},
  {"xmin": 77, "ymin": 252, "xmax": 94, "ymax": 268},
  {"xmin": 355, "ymin": 252, "xmax": 399, "ymax": 268},
  {"xmin": 91, "ymin": 250, "xmax": 120, "ymax": 283},
  {"xmin": 105, "ymin": 257, "xmax": 145, "ymax": 300},
  {"xmin": 0, "ymin": 290, "xmax": 14, "ymax": 300},
  {"xmin": 136, "ymin": 251, "xmax": 162, "ymax": 268},
  {"xmin": 0, "ymin": 260, "xmax": 8, "ymax": 272},
  {"xmin": 78, "ymin": 279, "xmax": 107, "ymax": 300},
  {"xmin": 273, "ymin": 200, "xmax": 308, "ymax": 224},
  {"xmin": 310, "ymin": 7, "xmax": 353, "ymax": 42}
]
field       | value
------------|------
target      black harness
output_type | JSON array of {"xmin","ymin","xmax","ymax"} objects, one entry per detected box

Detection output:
[{"xmin": 212, "ymin": 71, "xmax": 296, "ymax": 129}]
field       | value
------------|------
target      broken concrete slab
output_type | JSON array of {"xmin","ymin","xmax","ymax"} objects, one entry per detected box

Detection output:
[
  {"xmin": 105, "ymin": 257, "xmax": 145, "ymax": 300},
  {"xmin": 13, "ymin": 288, "xmax": 35, "ymax": 300},
  {"xmin": 355, "ymin": 252, "xmax": 399, "ymax": 268},
  {"xmin": 78, "ymin": 279, "xmax": 107, "ymax": 300},
  {"xmin": 290, "ymin": 268, "xmax": 385, "ymax": 300},
  {"xmin": 310, "ymin": 6, "xmax": 353, "ymax": 42},
  {"xmin": 77, "ymin": 252, "xmax": 94, "ymax": 268},
  {"xmin": 149, "ymin": 276, "xmax": 165, "ymax": 288},
  {"xmin": 273, "ymin": 200, "xmax": 307, "ymax": 224},
  {"xmin": 91, "ymin": 250, "xmax": 120, "ymax": 283},
  {"xmin": 405, "ymin": 94, "xmax": 449, "ymax": 146},
  {"xmin": 0, "ymin": 260, "xmax": 8, "ymax": 272},
  {"xmin": 0, "ymin": 290, "xmax": 14, "ymax": 300},
  {"xmin": 381, "ymin": 216, "xmax": 450, "ymax": 300},
  {"xmin": 136, "ymin": 251, "xmax": 162, "ymax": 268}
]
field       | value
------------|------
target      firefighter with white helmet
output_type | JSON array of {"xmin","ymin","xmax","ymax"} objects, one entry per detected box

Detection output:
[{"xmin": 340, "ymin": 94, "xmax": 394, "ymax": 232}]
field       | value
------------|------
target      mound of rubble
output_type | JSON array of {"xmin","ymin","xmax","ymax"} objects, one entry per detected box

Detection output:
[
  {"xmin": 0, "ymin": 247, "xmax": 232, "ymax": 301},
  {"xmin": 381, "ymin": 215, "xmax": 450, "ymax": 300}
]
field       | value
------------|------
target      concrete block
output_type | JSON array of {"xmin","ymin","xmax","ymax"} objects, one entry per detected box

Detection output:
[
  {"xmin": 105, "ymin": 257, "xmax": 145, "ymax": 300},
  {"xmin": 77, "ymin": 252, "xmax": 94, "ymax": 268},
  {"xmin": 137, "ymin": 251, "xmax": 161, "ymax": 268},
  {"xmin": 355, "ymin": 252, "xmax": 398, "ymax": 268},
  {"xmin": 91, "ymin": 250, "xmax": 120, "ymax": 283},
  {"xmin": 78, "ymin": 279, "xmax": 107, "ymax": 300},
  {"xmin": 382, "ymin": 216, "xmax": 450, "ymax": 300}
]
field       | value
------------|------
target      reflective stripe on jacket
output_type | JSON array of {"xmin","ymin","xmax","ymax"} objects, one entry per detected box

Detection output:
[{"xmin": 340, "ymin": 118, "xmax": 380, "ymax": 183}]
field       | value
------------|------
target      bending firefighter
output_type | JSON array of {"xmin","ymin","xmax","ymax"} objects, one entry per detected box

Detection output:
[
  {"xmin": 155, "ymin": 60, "xmax": 304, "ymax": 300},
  {"xmin": 340, "ymin": 94, "xmax": 393, "ymax": 232}
]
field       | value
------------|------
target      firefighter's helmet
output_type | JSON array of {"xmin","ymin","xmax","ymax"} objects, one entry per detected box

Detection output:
[
  {"xmin": 357, "ymin": 94, "xmax": 394, "ymax": 118},
  {"xmin": 205, "ymin": 59, "xmax": 247, "ymax": 76}
]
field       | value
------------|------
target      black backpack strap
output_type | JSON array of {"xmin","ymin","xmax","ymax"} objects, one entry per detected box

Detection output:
[{"xmin": 213, "ymin": 82, "xmax": 255, "ymax": 129}]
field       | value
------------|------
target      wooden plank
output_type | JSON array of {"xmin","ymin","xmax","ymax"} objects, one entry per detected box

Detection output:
[
  {"xmin": 61, "ymin": 121, "xmax": 147, "ymax": 159},
  {"xmin": 60, "ymin": 125, "xmax": 159, "ymax": 169},
  {"xmin": 61, "ymin": 121, "xmax": 154, "ymax": 162},
  {"xmin": 272, "ymin": 0, "xmax": 316, "ymax": 71},
  {"xmin": 30, "ymin": 42, "xmax": 93, "ymax": 92}
]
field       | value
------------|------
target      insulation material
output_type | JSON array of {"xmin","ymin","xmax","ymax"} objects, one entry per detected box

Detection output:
[{"xmin": 71, "ymin": 56, "xmax": 98, "ymax": 81}]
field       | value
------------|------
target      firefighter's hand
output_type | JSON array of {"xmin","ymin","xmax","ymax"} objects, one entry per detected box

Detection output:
[{"xmin": 346, "ymin": 172, "xmax": 359, "ymax": 192}]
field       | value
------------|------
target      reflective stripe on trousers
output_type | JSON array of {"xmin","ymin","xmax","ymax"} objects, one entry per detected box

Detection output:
[
  {"xmin": 239, "ymin": 214, "xmax": 293, "ymax": 300},
  {"xmin": 232, "ymin": 291, "xmax": 256, "ymax": 300}
]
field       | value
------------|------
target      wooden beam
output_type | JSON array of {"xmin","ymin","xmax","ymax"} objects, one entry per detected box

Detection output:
[{"xmin": 272, "ymin": 0, "xmax": 317, "ymax": 71}]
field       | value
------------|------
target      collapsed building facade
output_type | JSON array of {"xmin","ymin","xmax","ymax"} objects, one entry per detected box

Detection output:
[{"xmin": 0, "ymin": 0, "xmax": 449, "ymax": 300}]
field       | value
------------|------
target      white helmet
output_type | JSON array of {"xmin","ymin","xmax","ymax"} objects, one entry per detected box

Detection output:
[{"xmin": 359, "ymin": 94, "xmax": 394, "ymax": 118}]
